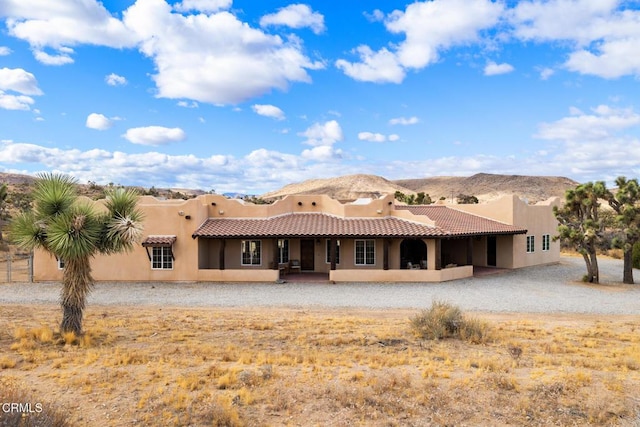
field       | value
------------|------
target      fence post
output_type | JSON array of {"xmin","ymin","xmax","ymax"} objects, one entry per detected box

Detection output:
[
  {"xmin": 6, "ymin": 254, "xmax": 11, "ymax": 282},
  {"xmin": 29, "ymin": 253, "xmax": 34, "ymax": 283}
]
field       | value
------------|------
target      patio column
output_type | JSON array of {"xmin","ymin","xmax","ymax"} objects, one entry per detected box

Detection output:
[
  {"xmin": 330, "ymin": 238, "xmax": 337, "ymax": 270},
  {"xmin": 466, "ymin": 237, "xmax": 473, "ymax": 266},
  {"xmin": 383, "ymin": 239, "xmax": 389, "ymax": 270},
  {"xmin": 435, "ymin": 239, "xmax": 442, "ymax": 270},
  {"xmin": 273, "ymin": 238, "xmax": 279, "ymax": 270},
  {"xmin": 219, "ymin": 238, "xmax": 225, "ymax": 270}
]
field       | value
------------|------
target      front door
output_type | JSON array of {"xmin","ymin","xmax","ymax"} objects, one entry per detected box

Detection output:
[
  {"xmin": 487, "ymin": 236, "xmax": 497, "ymax": 267},
  {"xmin": 301, "ymin": 239, "xmax": 315, "ymax": 271}
]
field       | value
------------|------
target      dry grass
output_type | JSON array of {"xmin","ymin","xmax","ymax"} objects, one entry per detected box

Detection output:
[{"xmin": 0, "ymin": 304, "xmax": 639, "ymax": 426}]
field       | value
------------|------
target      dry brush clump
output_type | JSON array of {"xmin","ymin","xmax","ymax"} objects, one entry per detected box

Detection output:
[
  {"xmin": 410, "ymin": 300, "xmax": 492, "ymax": 343},
  {"xmin": 0, "ymin": 379, "xmax": 69, "ymax": 427}
]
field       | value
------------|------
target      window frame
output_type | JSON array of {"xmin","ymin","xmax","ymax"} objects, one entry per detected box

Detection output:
[
  {"xmin": 325, "ymin": 239, "xmax": 341, "ymax": 264},
  {"xmin": 542, "ymin": 234, "xmax": 550, "ymax": 251},
  {"xmin": 277, "ymin": 239, "xmax": 289, "ymax": 264},
  {"xmin": 241, "ymin": 240, "xmax": 262, "ymax": 266},
  {"xmin": 355, "ymin": 239, "xmax": 376, "ymax": 266},
  {"xmin": 526, "ymin": 235, "xmax": 535, "ymax": 253},
  {"xmin": 151, "ymin": 246, "xmax": 174, "ymax": 270},
  {"xmin": 57, "ymin": 258, "xmax": 65, "ymax": 270}
]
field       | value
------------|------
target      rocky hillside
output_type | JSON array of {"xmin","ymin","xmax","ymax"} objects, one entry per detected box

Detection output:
[
  {"xmin": 262, "ymin": 173, "xmax": 579, "ymax": 203},
  {"xmin": 394, "ymin": 173, "xmax": 579, "ymax": 203},
  {"xmin": 261, "ymin": 174, "xmax": 416, "ymax": 201}
]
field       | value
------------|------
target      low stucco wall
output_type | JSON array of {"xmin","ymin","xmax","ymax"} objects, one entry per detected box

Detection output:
[
  {"xmin": 329, "ymin": 266, "xmax": 473, "ymax": 283},
  {"xmin": 196, "ymin": 269, "xmax": 280, "ymax": 282}
]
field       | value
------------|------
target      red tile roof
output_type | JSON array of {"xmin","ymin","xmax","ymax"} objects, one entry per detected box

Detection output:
[
  {"xmin": 193, "ymin": 213, "xmax": 448, "ymax": 238},
  {"xmin": 142, "ymin": 235, "xmax": 177, "ymax": 246},
  {"xmin": 192, "ymin": 208, "xmax": 526, "ymax": 239},
  {"xmin": 396, "ymin": 205, "xmax": 527, "ymax": 235}
]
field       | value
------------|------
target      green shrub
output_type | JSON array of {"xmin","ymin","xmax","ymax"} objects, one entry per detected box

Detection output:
[
  {"xmin": 633, "ymin": 241, "xmax": 640, "ymax": 269},
  {"xmin": 410, "ymin": 301, "xmax": 491, "ymax": 343}
]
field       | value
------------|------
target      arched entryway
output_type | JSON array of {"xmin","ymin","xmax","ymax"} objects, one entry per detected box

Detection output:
[{"xmin": 400, "ymin": 239, "xmax": 427, "ymax": 269}]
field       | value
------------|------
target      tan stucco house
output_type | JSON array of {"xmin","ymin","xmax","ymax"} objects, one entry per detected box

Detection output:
[{"xmin": 33, "ymin": 193, "xmax": 561, "ymax": 283}]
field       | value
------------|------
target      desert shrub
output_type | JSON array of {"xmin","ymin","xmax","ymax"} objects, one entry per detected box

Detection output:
[
  {"xmin": 0, "ymin": 381, "xmax": 69, "ymax": 427},
  {"xmin": 411, "ymin": 301, "xmax": 491, "ymax": 343},
  {"xmin": 458, "ymin": 316, "xmax": 492, "ymax": 344}
]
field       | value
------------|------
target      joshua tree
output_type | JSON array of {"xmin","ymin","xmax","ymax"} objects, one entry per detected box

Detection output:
[
  {"xmin": 607, "ymin": 177, "xmax": 640, "ymax": 284},
  {"xmin": 554, "ymin": 181, "xmax": 607, "ymax": 283},
  {"xmin": 9, "ymin": 174, "xmax": 143, "ymax": 335}
]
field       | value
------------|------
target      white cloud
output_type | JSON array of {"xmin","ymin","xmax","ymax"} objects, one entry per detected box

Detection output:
[
  {"xmin": 173, "ymin": 0, "xmax": 232, "ymax": 13},
  {"xmin": 358, "ymin": 132, "xmax": 386, "ymax": 143},
  {"xmin": 33, "ymin": 48, "xmax": 74, "ymax": 65},
  {"xmin": 536, "ymin": 105, "xmax": 640, "ymax": 142},
  {"xmin": 1, "ymin": 1, "xmax": 322, "ymax": 103},
  {"xmin": 0, "ymin": 67, "xmax": 41, "ymax": 110},
  {"xmin": 105, "ymin": 73, "xmax": 127, "ymax": 86},
  {"xmin": 2, "ymin": 0, "xmax": 138, "ymax": 65},
  {"xmin": 0, "ymin": 67, "xmax": 43, "ymax": 95},
  {"xmin": 386, "ymin": 0, "xmax": 503, "ymax": 70},
  {"xmin": 252, "ymin": 104, "xmax": 285, "ymax": 120},
  {"xmin": 364, "ymin": 10, "xmax": 384, "ymax": 23},
  {"xmin": 0, "ymin": 46, "xmax": 11, "ymax": 55},
  {"xmin": 0, "ymin": 91, "xmax": 35, "ymax": 110},
  {"xmin": 260, "ymin": 4, "xmax": 325, "ymax": 35},
  {"xmin": 484, "ymin": 61, "xmax": 514, "ymax": 76},
  {"xmin": 122, "ymin": 1, "xmax": 323, "ymax": 105},
  {"xmin": 177, "ymin": 100, "xmax": 199, "ymax": 108},
  {"xmin": 122, "ymin": 126, "xmax": 186, "ymax": 145},
  {"xmin": 358, "ymin": 132, "xmax": 401, "ymax": 143},
  {"xmin": 539, "ymin": 67, "xmax": 554, "ymax": 80},
  {"xmin": 86, "ymin": 113, "xmax": 114, "ymax": 131},
  {"xmin": 299, "ymin": 120, "xmax": 343, "ymax": 147},
  {"xmin": 389, "ymin": 116, "xmax": 419, "ymax": 125},
  {"xmin": 508, "ymin": 0, "xmax": 640, "ymax": 78},
  {"xmin": 335, "ymin": 46, "xmax": 405, "ymax": 84},
  {"xmin": 298, "ymin": 120, "xmax": 344, "ymax": 161},
  {"xmin": 565, "ymin": 39, "xmax": 640, "ymax": 78},
  {"xmin": 337, "ymin": 0, "xmax": 502, "ymax": 83},
  {"xmin": 301, "ymin": 145, "xmax": 343, "ymax": 161}
]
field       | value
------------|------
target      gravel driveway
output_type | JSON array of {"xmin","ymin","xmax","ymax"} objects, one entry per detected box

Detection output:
[{"xmin": 1, "ymin": 256, "xmax": 639, "ymax": 314}]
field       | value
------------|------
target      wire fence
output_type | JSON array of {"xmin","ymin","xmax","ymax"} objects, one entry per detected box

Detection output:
[{"xmin": 0, "ymin": 253, "xmax": 33, "ymax": 283}]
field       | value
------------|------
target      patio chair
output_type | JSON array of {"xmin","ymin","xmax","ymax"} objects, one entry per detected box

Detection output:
[{"xmin": 289, "ymin": 259, "xmax": 301, "ymax": 273}]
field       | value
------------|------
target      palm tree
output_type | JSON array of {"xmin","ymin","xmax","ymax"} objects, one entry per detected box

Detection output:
[{"xmin": 9, "ymin": 174, "xmax": 144, "ymax": 335}]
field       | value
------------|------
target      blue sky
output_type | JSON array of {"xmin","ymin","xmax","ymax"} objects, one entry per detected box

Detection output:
[{"xmin": 1, "ymin": 0, "xmax": 639, "ymax": 194}]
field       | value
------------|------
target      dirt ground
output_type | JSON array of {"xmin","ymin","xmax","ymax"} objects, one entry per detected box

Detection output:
[{"xmin": 1, "ymin": 304, "xmax": 639, "ymax": 426}]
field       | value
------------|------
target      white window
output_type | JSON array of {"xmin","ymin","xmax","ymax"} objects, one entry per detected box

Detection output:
[
  {"xmin": 152, "ymin": 246, "xmax": 173, "ymax": 269},
  {"xmin": 526, "ymin": 236, "xmax": 535, "ymax": 253},
  {"xmin": 325, "ymin": 239, "xmax": 340, "ymax": 264},
  {"xmin": 242, "ymin": 240, "xmax": 261, "ymax": 266},
  {"xmin": 542, "ymin": 234, "xmax": 550, "ymax": 251},
  {"xmin": 355, "ymin": 239, "xmax": 375, "ymax": 265},
  {"xmin": 278, "ymin": 239, "xmax": 289, "ymax": 264},
  {"xmin": 57, "ymin": 258, "xmax": 65, "ymax": 270}
]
